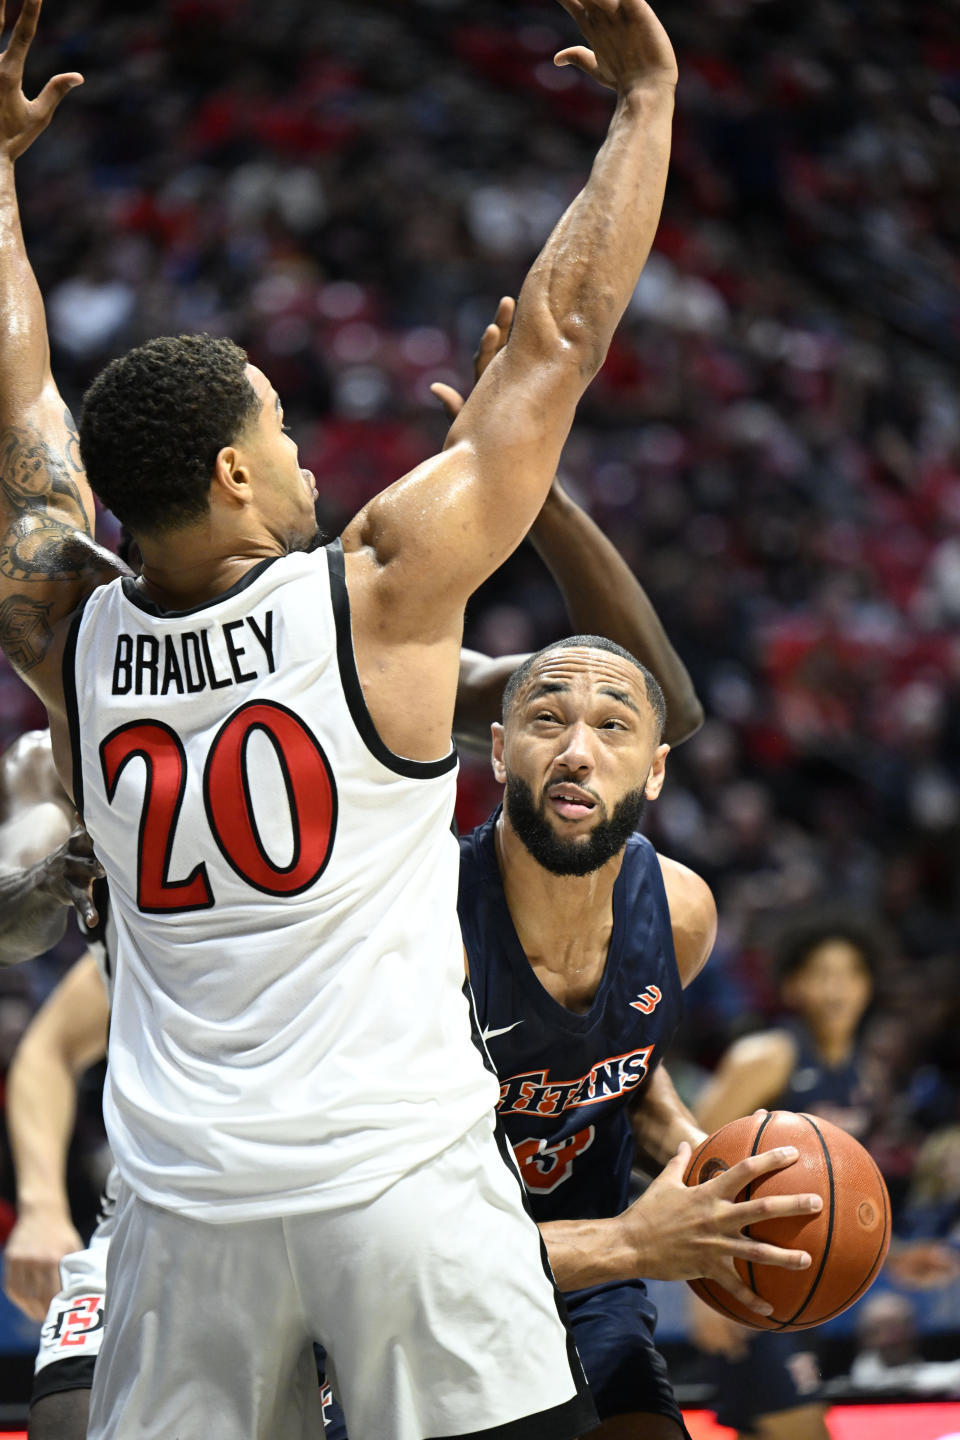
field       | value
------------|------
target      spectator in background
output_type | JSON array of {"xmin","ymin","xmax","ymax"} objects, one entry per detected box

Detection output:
[{"xmin": 0, "ymin": 0, "xmax": 958, "ymax": 1397}]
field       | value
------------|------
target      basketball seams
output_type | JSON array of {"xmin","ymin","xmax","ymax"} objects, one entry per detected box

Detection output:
[
  {"xmin": 743, "ymin": 1109, "xmax": 774, "ymax": 1299},
  {"xmin": 806, "ymin": 1149, "xmax": 891, "ymax": 1326},
  {"xmin": 781, "ymin": 1113, "xmax": 834, "ymax": 1327},
  {"xmin": 690, "ymin": 1277, "xmax": 770, "ymax": 1330},
  {"xmin": 685, "ymin": 1110, "xmax": 889, "ymax": 1332}
]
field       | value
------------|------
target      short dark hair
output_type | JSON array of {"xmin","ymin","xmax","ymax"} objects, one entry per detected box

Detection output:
[
  {"xmin": 79, "ymin": 334, "xmax": 262, "ymax": 535},
  {"xmin": 774, "ymin": 912, "xmax": 890, "ymax": 986},
  {"xmin": 501, "ymin": 635, "xmax": 667, "ymax": 737}
]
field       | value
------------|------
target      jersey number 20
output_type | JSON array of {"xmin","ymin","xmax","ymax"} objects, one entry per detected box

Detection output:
[{"xmin": 99, "ymin": 701, "xmax": 337, "ymax": 911}]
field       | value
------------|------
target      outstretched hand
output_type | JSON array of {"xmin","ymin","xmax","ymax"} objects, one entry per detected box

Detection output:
[
  {"xmin": 0, "ymin": 0, "xmax": 82, "ymax": 162},
  {"xmin": 553, "ymin": 0, "xmax": 677, "ymax": 95},
  {"xmin": 430, "ymin": 296, "xmax": 516, "ymax": 422},
  {"xmin": 619, "ymin": 1141, "xmax": 823, "ymax": 1317}
]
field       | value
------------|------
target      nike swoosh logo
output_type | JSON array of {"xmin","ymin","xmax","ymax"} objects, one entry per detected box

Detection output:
[{"xmin": 481, "ymin": 1020, "xmax": 523, "ymax": 1043}]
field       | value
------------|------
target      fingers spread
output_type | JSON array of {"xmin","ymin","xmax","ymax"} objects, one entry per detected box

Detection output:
[
  {"xmin": 5, "ymin": 0, "xmax": 41, "ymax": 67},
  {"xmin": 554, "ymin": 46, "xmax": 598, "ymax": 75},
  {"xmin": 737, "ymin": 1192, "xmax": 823, "ymax": 1226},
  {"xmin": 717, "ymin": 1275, "xmax": 773, "ymax": 1317},
  {"xmin": 717, "ymin": 1146, "xmax": 799, "ymax": 1193},
  {"xmin": 554, "ymin": 0, "xmax": 588, "ymax": 20},
  {"xmin": 731, "ymin": 1240, "xmax": 813, "ymax": 1271},
  {"xmin": 494, "ymin": 295, "xmax": 516, "ymax": 332},
  {"xmin": 429, "ymin": 382, "xmax": 464, "ymax": 421}
]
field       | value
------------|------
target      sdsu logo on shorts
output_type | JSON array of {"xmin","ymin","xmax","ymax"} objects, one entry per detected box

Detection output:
[{"xmin": 41, "ymin": 1295, "xmax": 105, "ymax": 1353}]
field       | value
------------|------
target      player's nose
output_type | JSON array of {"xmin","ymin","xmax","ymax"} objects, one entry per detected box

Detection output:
[{"xmin": 553, "ymin": 719, "xmax": 594, "ymax": 772}]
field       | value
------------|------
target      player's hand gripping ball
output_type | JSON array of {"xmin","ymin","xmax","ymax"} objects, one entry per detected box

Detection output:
[{"xmin": 684, "ymin": 1110, "xmax": 890, "ymax": 1330}]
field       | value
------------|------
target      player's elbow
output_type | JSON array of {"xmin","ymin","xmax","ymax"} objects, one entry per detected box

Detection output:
[
  {"xmin": 513, "ymin": 284, "xmax": 617, "ymax": 385},
  {"xmin": 664, "ymin": 694, "xmax": 705, "ymax": 748}
]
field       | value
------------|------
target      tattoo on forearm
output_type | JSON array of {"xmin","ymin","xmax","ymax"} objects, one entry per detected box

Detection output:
[{"xmin": 0, "ymin": 591, "xmax": 53, "ymax": 671}]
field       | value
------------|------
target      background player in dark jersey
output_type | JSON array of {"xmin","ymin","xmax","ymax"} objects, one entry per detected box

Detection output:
[
  {"xmin": 454, "ymin": 635, "xmax": 824, "ymax": 1440},
  {"xmin": 692, "ymin": 915, "xmax": 957, "ymax": 1440}
]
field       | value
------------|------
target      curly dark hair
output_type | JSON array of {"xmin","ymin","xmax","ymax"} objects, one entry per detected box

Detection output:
[
  {"xmin": 774, "ymin": 910, "xmax": 892, "ymax": 986},
  {"xmin": 79, "ymin": 334, "xmax": 262, "ymax": 535}
]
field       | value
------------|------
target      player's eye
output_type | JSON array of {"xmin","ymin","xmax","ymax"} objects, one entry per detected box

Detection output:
[{"xmin": 600, "ymin": 718, "xmax": 627, "ymax": 731}]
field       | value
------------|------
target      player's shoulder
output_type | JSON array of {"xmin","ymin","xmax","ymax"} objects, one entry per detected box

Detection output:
[
  {"xmin": 458, "ymin": 812, "xmax": 499, "ymax": 887},
  {"xmin": 655, "ymin": 852, "xmax": 717, "ymax": 988},
  {"xmin": 720, "ymin": 1027, "xmax": 798, "ymax": 1084}
]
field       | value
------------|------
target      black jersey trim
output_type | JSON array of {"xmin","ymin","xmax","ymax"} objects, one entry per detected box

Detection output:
[
  {"xmin": 31, "ymin": 1354, "xmax": 96, "ymax": 1403},
  {"xmin": 326, "ymin": 539, "xmax": 458, "ymax": 780},
  {"xmin": 61, "ymin": 596, "xmax": 91, "ymax": 819},
  {"xmin": 120, "ymin": 553, "xmax": 282, "ymax": 619}
]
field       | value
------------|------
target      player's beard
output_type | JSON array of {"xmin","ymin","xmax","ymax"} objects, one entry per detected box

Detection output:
[{"xmin": 504, "ymin": 774, "xmax": 647, "ymax": 877}]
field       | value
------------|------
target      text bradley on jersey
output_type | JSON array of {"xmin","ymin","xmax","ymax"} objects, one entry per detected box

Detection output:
[{"xmin": 111, "ymin": 612, "xmax": 277, "ymax": 698}]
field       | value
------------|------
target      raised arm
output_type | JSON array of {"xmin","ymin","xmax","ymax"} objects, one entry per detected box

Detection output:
[
  {"xmin": 342, "ymin": 2, "xmax": 677, "ymax": 761},
  {"xmin": 3, "ymin": 951, "xmax": 109, "ymax": 1319},
  {"xmin": 0, "ymin": 0, "xmax": 122, "ymax": 714},
  {"xmin": 443, "ymin": 300, "xmax": 703, "ymax": 751}
]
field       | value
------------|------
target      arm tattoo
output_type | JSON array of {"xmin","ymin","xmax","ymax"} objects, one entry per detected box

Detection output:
[
  {"xmin": 0, "ymin": 419, "xmax": 96, "ymax": 584},
  {"xmin": 63, "ymin": 407, "xmax": 84, "ymax": 476},
  {"xmin": 0, "ymin": 418, "xmax": 121, "ymax": 673},
  {"xmin": 0, "ymin": 592, "xmax": 53, "ymax": 671}
]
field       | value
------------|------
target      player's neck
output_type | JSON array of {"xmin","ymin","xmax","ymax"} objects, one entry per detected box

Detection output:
[
  {"xmin": 808, "ymin": 1024, "xmax": 857, "ymax": 1068},
  {"xmin": 494, "ymin": 811, "xmax": 622, "ymax": 967},
  {"xmin": 135, "ymin": 526, "xmax": 284, "ymax": 610}
]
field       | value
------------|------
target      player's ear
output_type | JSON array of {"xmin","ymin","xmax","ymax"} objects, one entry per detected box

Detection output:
[
  {"xmin": 491, "ymin": 723, "xmax": 506, "ymax": 785},
  {"xmin": 644, "ymin": 742, "xmax": 669, "ymax": 801},
  {"xmin": 212, "ymin": 446, "xmax": 252, "ymax": 509}
]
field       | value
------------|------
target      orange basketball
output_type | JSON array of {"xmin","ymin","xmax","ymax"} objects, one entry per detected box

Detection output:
[{"xmin": 684, "ymin": 1109, "xmax": 890, "ymax": 1331}]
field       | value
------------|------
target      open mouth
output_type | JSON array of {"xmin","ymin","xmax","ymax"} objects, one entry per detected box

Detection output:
[{"xmin": 545, "ymin": 784, "xmax": 598, "ymax": 821}]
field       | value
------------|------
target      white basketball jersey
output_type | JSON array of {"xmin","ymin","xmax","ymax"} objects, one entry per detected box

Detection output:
[{"xmin": 65, "ymin": 542, "xmax": 498, "ymax": 1221}]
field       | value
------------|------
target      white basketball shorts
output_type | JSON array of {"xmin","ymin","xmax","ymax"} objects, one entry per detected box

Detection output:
[{"xmin": 86, "ymin": 1115, "xmax": 596, "ymax": 1440}]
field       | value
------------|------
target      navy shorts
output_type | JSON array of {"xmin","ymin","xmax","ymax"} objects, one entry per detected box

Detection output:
[
  {"xmin": 565, "ymin": 1280, "xmax": 688, "ymax": 1432},
  {"xmin": 320, "ymin": 1281, "xmax": 688, "ymax": 1438},
  {"xmin": 709, "ymin": 1328, "xmax": 823, "ymax": 1432}
]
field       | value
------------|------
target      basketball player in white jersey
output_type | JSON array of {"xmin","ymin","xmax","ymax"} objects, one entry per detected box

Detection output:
[{"xmin": 0, "ymin": 1, "xmax": 680, "ymax": 1435}]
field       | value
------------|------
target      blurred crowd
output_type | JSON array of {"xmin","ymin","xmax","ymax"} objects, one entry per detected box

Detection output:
[{"xmin": 1, "ymin": 0, "xmax": 959, "ymax": 1336}]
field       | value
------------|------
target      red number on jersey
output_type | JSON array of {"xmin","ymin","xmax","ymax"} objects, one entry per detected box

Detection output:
[
  {"xmin": 204, "ymin": 701, "xmax": 337, "ymax": 895},
  {"xmin": 100, "ymin": 721, "xmax": 213, "ymax": 912},
  {"xmin": 513, "ymin": 1127, "xmax": 595, "ymax": 1194},
  {"xmin": 100, "ymin": 703, "xmax": 337, "ymax": 911}
]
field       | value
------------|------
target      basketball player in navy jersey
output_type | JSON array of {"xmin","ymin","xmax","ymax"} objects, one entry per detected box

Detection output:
[
  {"xmin": 692, "ymin": 917, "xmax": 887, "ymax": 1440},
  {"xmin": 0, "ymin": 3, "xmax": 692, "ymax": 1434},
  {"xmin": 450, "ymin": 636, "xmax": 826, "ymax": 1440}
]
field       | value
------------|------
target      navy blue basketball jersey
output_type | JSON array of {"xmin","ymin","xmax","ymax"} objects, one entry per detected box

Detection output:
[
  {"xmin": 458, "ymin": 809, "xmax": 682, "ymax": 1223},
  {"xmin": 776, "ymin": 1022, "xmax": 873, "ymax": 1142}
]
